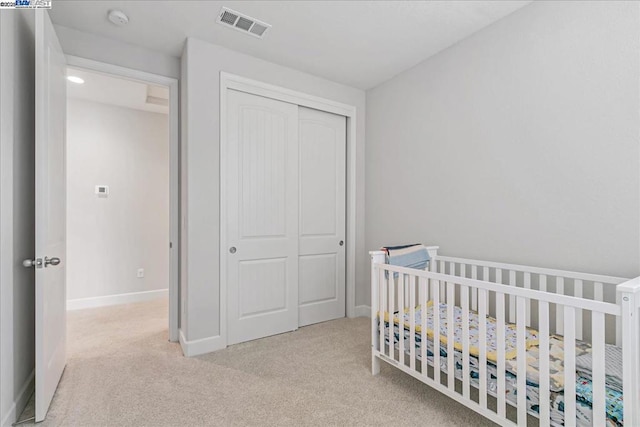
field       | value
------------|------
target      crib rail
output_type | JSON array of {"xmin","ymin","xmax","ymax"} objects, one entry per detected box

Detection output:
[
  {"xmin": 434, "ymin": 255, "xmax": 627, "ymax": 288},
  {"xmin": 432, "ymin": 255, "xmax": 627, "ymax": 345},
  {"xmin": 369, "ymin": 250, "xmax": 635, "ymax": 427}
]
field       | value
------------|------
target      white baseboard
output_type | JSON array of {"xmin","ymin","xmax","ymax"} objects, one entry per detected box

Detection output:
[
  {"xmin": 67, "ymin": 289, "xmax": 168, "ymax": 311},
  {"xmin": 355, "ymin": 305, "xmax": 371, "ymax": 318},
  {"xmin": 1, "ymin": 370, "xmax": 34, "ymax": 427},
  {"xmin": 179, "ymin": 330, "xmax": 226, "ymax": 357}
]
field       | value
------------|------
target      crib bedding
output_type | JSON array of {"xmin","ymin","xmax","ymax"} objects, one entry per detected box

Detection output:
[
  {"xmin": 380, "ymin": 302, "xmax": 624, "ymax": 426},
  {"xmin": 383, "ymin": 325, "xmax": 597, "ymax": 426},
  {"xmin": 382, "ymin": 301, "xmax": 540, "ymax": 362},
  {"xmin": 576, "ymin": 344, "xmax": 624, "ymax": 393},
  {"xmin": 383, "ymin": 302, "xmax": 580, "ymax": 390}
]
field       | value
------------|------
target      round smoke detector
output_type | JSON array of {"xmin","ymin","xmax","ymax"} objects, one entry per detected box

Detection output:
[{"xmin": 108, "ymin": 10, "xmax": 129, "ymax": 27}]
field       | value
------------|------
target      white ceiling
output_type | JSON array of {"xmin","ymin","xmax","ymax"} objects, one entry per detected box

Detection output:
[
  {"xmin": 67, "ymin": 67, "xmax": 169, "ymax": 114},
  {"xmin": 51, "ymin": 1, "xmax": 532, "ymax": 90}
]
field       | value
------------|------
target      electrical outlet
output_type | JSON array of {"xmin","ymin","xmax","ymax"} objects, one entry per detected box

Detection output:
[{"xmin": 137, "ymin": 268, "xmax": 144, "ymax": 278}]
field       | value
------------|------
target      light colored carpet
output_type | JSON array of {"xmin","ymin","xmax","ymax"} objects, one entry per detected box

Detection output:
[{"xmin": 20, "ymin": 298, "xmax": 502, "ymax": 426}]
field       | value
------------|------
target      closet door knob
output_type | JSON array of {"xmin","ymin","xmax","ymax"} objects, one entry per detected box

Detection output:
[
  {"xmin": 339, "ymin": 240, "xmax": 344, "ymax": 246},
  {"xmin": 229, "ymin": 247, "xmax": 237, "ymax": 254}
]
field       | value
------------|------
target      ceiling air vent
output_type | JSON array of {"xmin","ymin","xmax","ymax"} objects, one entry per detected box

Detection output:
[
  {"xmin": 249, "ymin": 23, "xmax": 268, "ymax": 37},
  {"xmin": 217, "ymin": 7, "xmax": 271, "ymax": 39},
  {"xmin": 220, "ymin": 10, "xmax": 238, "ymax": 26}
]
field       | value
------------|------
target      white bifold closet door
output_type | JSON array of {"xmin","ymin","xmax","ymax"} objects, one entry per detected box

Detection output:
[
  {"xmin": 298, "ymin": 107, "xmax": 346, "ymax": 327},
  {"xmin": 226, "ymin": 90, "xmax": 346, "ymax": 346},
  {"xmin": 226, "ymin": 90, "xmax": 300, "ymax": 345}
]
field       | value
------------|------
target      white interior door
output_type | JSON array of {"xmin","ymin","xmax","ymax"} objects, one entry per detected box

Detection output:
[
  {"xmin": 226, "ymin": 90, "xmax": 299, "ymax": 345},
  {"xmin": 34, "ymin": 10, "xmax": 67, "ymax": 422},
  {"xmin": 298, "ymin": 107, "xmax": 346, "ymax": 326}
]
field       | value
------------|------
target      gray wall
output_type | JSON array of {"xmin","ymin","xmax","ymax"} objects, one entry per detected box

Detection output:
[
  {"xmin": 0, "ymin": 10, "xmax": 36, "ymax": 427},
  {"xmin": 366, "ymin": 0, "xmax": 640, "ymax": 314},
  {"xmin": 53, "ymin": 25, "xmax": 180, "ymax": 79},
  {"xmin": 181, "ymin": 38, "xmax": 367, "ymax": 343},
  {"xmin": 66, "ymin": 99, "xmax": 169, "ymax": 303}
]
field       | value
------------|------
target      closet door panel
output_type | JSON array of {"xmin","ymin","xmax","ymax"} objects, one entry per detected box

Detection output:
[
  {"xmin": 298, "ymin": 107, "xmax": 346, "ymax": 327},
  {"xmin": 227, "ymin": 89, "xmax": 299, "ymax": 345},
  {"xmin": 299, "ymin": 254, "xmax": 337, "ymax": 304}
]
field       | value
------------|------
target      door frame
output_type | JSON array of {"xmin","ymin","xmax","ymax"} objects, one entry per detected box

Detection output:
[
  {"xmin": 65, "ymin": 55, "xmax": 180, "ymax": 342},
  {"xmin": 220, "ymin": 72, "xmax": 357, "ymax": 347}
]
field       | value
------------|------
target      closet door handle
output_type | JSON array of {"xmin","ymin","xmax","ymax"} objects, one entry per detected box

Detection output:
[
  {"xmin": 45, "ymin": 256, "xmax": 61, "ymax": 267},
  {"xmin": 339, "ymin": 241, "xmax": 344, "ymax": 246},
  {"xmin": 229, "ymin": 247, "xmax": 237, "ymax": 254}
]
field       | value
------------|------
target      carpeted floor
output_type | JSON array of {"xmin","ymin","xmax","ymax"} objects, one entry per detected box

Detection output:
[{"xmin": 20, "ymin": 298, "xmax": 500, "ymax": 426}]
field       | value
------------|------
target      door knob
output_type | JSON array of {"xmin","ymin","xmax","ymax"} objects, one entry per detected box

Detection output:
[
  {"xmin": 229, "ymin": 247, "xmax": 237, "ymax": 254},
  {"xmin": 23, "ymin": 258, "xmax": 43, "ymax": 268},
  {"xmin": 44, "ymin": 256, "xmax": 61, "ymax": 267},
  {"xmin": 339, "ymin": 240, "xmax": 344, "ymax": 246}
]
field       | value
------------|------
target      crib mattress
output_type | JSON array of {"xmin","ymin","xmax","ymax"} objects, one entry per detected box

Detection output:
[{"xmin": 380, "ymin": 303, "xmax": 623, "ymax": 426}]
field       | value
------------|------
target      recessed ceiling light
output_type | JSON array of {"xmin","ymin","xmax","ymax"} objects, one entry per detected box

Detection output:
[{"xmin": 67, "ymin": 76, "xmax": 84, "ymax": 84}]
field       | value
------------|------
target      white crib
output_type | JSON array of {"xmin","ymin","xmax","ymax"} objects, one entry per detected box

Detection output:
[{"xmin": 370, "ymin": 247, "xmax": 640, "ymax": 427}]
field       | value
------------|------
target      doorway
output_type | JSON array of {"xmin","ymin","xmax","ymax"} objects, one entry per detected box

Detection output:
[
  {"xmin": 64, "ymin": 61, "xmax": 179, "ymax": 342},
  {"xmin": 26, "ymin": 13, "xmax": 180, "ymax": 422}
]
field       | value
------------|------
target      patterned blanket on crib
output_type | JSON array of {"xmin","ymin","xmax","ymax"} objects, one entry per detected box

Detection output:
[
  {"xmin": 381, "ymin": 301, "xmax": 540, "ymax": 363},
  {"xmin": 383, "ymin": 323, "xmax": 624, "ymax": 426},
  {"xmin": 380, "ymin": 303, "xmax": 626, "ymax": 426}
]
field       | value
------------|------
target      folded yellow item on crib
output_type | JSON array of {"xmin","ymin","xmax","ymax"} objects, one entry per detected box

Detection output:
[{"xmin": 380, "ymin": 300, "xmax": 540, "ymax": 362}]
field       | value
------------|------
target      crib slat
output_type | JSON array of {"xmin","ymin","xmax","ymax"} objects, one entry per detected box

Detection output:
[
  {"xmin": 556, "ymin": 277, "xmax": 564, "ymax": 335},
  {"xmin": 483, "ymin": 266, "xmax": 489, "ymax": 282},
  {"xmin": 478, "ymin": 288, "xmax": 488, "ymax": 410},
  {"xmin": 379, "ymin": 268, "xmax": 386, "ymax": 358},
  {"xmin": 574, "ymin": 279, "xmax": 583, "ymax": 340},
  {"xmin": 409, "ymin": 275, "xmax": 416, "ymax": 370},
  {"xmin": 402, "ymin": 276, "xmax": 411, "ymax": 312},
  {"xmin": 446, "ymin": 282, "xmax": 455, "ymax": 391},
  {"xmin": 616, "ymin": 292, "xmax": 622, "ymax": 345},
  {"xmin": 418, "ymin": 276, "xmax": 426, "ymax": 308},
  {"xmin": 471, "ymin": 265, "xmax": 478, "ymax": 311},
  {"xmin": 433, "ymin": 279, "xmax": 441, "ymax": 384},
  {"xmin": 461, "ymin": 284, "xmax": 470, "ymax": 399},
  {"xmin": 399, "ymin": 274, "xmax": 405, "ymax": 366},
  {"xmin": 564, "ymin": 306, "xmax": 577, "ymax": 427},
  {"xmin": 524, "ymin": 272, "xmax": 531, "ymax": 327},
  {"xmin": 419, "ymin": 277, "xmax": 428, "ymax": 376},
  {"xmin": 509, "ymin": 270, "xmax": 516, "ymax": 323},
  {"xmin": 459, "ymin": 263, "xmax": 467, "ymax": 315},
  {"xmin": 592, "ymin": 311, "xmax": 606, "ymax": 427},
  {"xmin": 538, "ymin": 300, "xmax": 550, "ymax": 427},
  {"xmin": 539, "ymin": 274, "xmax": 547, "ymax": 292},
  {"xmin": 389, "ymin": 272, "xmax": 395, "ymax": 362},
  {"xmin": 574, "ymin": 279, "xmax": 583, "ymax": 298},
  {"xmin": 440, "ymin": 260, "xmax": 446, "ymax": 300},
  {"xmin": 496, "ymin": 292, "xmax": 506, "ymax": 418},
  {"xmin": 516, "ymin": 297, "xmax": 527, "ymax": 426},
  {"xmin": 594, "ymin": 281, "xmax": 604, "ymax": 302}
]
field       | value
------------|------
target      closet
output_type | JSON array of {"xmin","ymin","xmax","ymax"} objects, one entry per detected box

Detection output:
[{"xmin": 225, "ymin": 89, "xmax": 346, "ymax": 345}]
